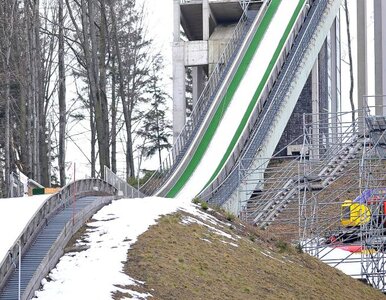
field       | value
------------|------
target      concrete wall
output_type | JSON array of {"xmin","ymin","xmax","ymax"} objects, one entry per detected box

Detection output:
[
  {"xmin": 208, "ymin": 24, "xmax": 236, "ymax": 73},
  {"xmin": 275, "ymin": 40, "xmax": 329, "ymax": 157}
]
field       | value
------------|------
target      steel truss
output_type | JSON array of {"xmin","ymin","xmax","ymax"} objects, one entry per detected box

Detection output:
[{"xmin": 242, "ymin": 104, "xmax": 386, "ymax": 291}]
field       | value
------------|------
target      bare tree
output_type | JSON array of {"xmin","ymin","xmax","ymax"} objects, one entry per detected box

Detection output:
[{"xmin": 58, "ymin": 0, "xmax": 67, "ymax": 186}]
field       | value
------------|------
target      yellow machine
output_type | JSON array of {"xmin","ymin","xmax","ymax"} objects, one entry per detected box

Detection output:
[{"xmin": 341, "ymin": 200, "xmax": 371, "ymax": 227}]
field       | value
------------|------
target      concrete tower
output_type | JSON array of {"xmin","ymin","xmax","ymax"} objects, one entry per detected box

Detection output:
[
  {"xmin": 172, "ymin": 0, "xmax": 262, "ymax": 140},
  {"xmin": 374, "ymin": 0, "xmax": 386, "ymax": 114},
  {"xmin": 172, "ymin": 1, "xmax": 340, "ymax": 156},
  {"xmin": 357, "ymin": 0, "xmax": 367, "ymax": 121}
]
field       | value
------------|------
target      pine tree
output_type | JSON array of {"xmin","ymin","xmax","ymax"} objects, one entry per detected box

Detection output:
[{"xmin": 137, "ymin": 55, "xmax": 172, "ymax": 167}]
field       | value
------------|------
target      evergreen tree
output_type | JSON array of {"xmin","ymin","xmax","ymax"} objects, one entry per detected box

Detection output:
[{"xmin": 137, "ymin": 55, "xmax": 172, "ymax": 167}]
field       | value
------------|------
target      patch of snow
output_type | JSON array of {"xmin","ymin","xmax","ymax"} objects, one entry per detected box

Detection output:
[
  {"xmin": 0, "ymin": 194, "xmax": 49, "ymax": 262},
  {"xmin": 260, "ymin": 251, "xmax": 286, "ymax": 264},
  {"xmin": 181, "ymin": 215, "xmax": 236, "ymax": 241},
  {"xmin": 317, "ymin": 247, "xmax": 362, "ymax": 278},
  {"xmin": 181, "ymin": 205, "xmax": 232, "ymax": 228},
  {"xmin": 200, "ymin": 238, "xmax": 212, "ymax": 244},
  {"xmin": 33, "ymin": 197, "xmax": 191, "ymax": 300},
  {"xmin": 221, "ymin": 240, "xmax": 238, "ymax": 247}
]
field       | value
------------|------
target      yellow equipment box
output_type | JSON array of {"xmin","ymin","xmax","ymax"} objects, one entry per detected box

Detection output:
[{"xmin": 341, "ymin": 200, "xmax": 371, "ymax": 227}]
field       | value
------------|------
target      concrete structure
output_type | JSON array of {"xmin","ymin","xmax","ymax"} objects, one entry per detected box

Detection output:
[
  {"xmin": 357, "ymin": 0, "xmax": 367, "ymax": 124},
  {"xmin": 174, "ymin": 1, "xmax": 340, "ymax": 156},
  {"xmin": 172, "ymin": 0, "xmax": 262, "ymax": 140},
  {"xmin": 374, "ymin": 0, "xmax": 386, "ymax": 115}
]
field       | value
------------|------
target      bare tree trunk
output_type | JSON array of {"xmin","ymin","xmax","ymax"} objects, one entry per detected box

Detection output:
[
  {"xmin": 58, "ymin": 0, "xmax": 67, "ymax": 186},
  {"xmin": 87, "ymin": 0, "xmax": 110, "ymax": 178},
  {"xmin": 111, "ymin": 56, "xmax": 117, "ymax": 173},
  {"xmin": 90, "ymin": 100, "xmax": 96, "ymax": 178},
  {"xmin": 344, "ymin": 0, "xmax": 355, "ymax": 124},
  {"xmin": 24, "ymin": 0, "xmax": 33, "ymax": 178},
  {"xmin": 98, "ymin": 0, "xmax": 110, "ymax": 176},
  {"xmin": 108, "ymin": 0, "xmax": 134, "ymax": 179},
  {"xmin": 5, "ymin": 59, "xmax": 11, "ymax": 197},
  {"xmin": 2, "ymin": 0, "xmax": 17, "ymax": 196}
]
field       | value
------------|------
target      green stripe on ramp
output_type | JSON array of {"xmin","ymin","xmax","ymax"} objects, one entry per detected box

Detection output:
[{"xmin": 166, "ymin": 0, "xmax": 304, "ymax": 198}]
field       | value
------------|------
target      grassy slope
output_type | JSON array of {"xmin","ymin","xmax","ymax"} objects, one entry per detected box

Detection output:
[{"xmin": 116, "ymin": 208, "xmax": 385, "ymax": 300}]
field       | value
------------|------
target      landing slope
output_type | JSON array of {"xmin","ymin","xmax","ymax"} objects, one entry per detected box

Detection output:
[{"xmin": 122, "ymin": 208, "xmax": 384, "ymax": 300}]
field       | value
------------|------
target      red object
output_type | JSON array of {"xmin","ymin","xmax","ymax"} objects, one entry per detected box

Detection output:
[{"xmin": 335, "ymin": 245, "xmax": 363, "ymax": 253}]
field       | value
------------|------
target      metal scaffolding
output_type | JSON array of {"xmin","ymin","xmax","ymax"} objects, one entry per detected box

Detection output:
[{"xmin": 242, "ymin": 104, "xmax": 386, "ymax": 291}]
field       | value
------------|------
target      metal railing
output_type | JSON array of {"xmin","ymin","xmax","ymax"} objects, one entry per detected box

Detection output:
[
  {"xmin": 23, "ymin": 195, "xmax": 115, "ymax": 300},
  {"xmin": 200, "ymin": 0, "xmax": 327, "ymax": 206},
  {"xmin": 0, "ymin": 179, "xmax": 117, "ymax": 294},
  {"xmin": 141, "ymin": 0, "xmax": 261, "ymax": 196},
  {"xmin": 104, "ymin": 166, "xmax": 144, "ymax": 198}
]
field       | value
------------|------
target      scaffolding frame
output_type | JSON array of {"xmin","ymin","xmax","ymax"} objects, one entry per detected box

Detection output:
[{"xmin": 242, "ymin": 103, "xmax": 386, "ymax": 291}]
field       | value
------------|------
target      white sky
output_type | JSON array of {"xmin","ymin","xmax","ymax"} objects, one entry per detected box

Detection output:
[{"xmin": 65, "ymin": 0, "xmax": 174, "ymax": 180}]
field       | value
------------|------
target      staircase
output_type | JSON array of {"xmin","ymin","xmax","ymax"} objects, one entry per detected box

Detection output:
[
  {"xmin": 248, "ymin": 134, "xmax": 365, "ymax": 229},
  {"xmin": 0, "ymin": 195, "xmax": 114, "ymax": 300}
]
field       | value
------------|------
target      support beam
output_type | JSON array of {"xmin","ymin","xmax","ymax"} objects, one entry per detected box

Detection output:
[
  {"xmin": 374, "ymin": 0, "xmax": 386, "ymax": 115},
  {"xmin": 173, "ymin": 0, "xmax": 186, "ymax": 140},
  {"xmin": 329, "ymin": 17, "xmax": 341, "ymax": 144},
  {"xmin": 172, "ymin": 44, "xmax": 186, "ymax": 141},
  {"xmin": 192, "ymin": 66, "xmax": 206, "ymax": 107},
  {"xmin": 311, "ymin": 60, "xmax": 320, "ymax": 160},
  {"xmin": 203, "ymin": 0, "xmax": 210, "ymax": 40},
  {"xmin": 173, "ymin": 0, "xmax": 180, "ymax": 42},
  {"xmin": 357, "ymin": 0, "xmax": 367, "ymax": 124}
]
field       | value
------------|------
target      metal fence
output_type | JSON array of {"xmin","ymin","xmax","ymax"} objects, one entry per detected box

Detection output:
[
  {"xmin": 201, "ymin": 0, "xmax": 326, "ymax": 206},
  {"xmin": 0, "ymin": 178, "xmax": 118, "ymax": 295},
  {"xmin": 104, "ymin": 166, "xmax": 144, "ymax": 198}
]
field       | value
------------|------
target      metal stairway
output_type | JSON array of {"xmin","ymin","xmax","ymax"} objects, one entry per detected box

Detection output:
[
  {"xmin": 251, "ymin": 137, "xmax": 364, "ymax": 228},
  {"xmin": 0, "ymin": 195, "xmax": 112, "ymax": 300}
]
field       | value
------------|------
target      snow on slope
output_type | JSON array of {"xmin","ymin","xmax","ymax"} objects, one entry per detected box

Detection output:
[
  {"xmin": 33, "ymin": 197, "xmax": 195, "ymax": 300},
  {"xmin": 0, "ymin": 195, "xmax": 49, "ymax": 262},
  {"xmin": 176, "ymin": 0, "xmax": 302, "ymax": 199}
]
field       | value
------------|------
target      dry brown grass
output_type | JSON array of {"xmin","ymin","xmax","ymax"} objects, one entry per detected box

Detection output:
[{"xmin": 116, "ymin": 208, "xmax": 385, "ymax": 300}]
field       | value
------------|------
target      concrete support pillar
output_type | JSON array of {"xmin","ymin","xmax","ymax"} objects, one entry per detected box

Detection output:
[
  {"xmin": 329, "ymin": 17, "xmax": 341, "ymax": 143},
  {"xmin": 173, "ymin": 0, "xmax": 180, "ymax": 42},
  {"xmin": 203, "ymin": 0, "xmax": 210, "ymax": 40},
  {"xmin": 192, "ymin": 66, "xmax": 206, "ymax": 107},
  {"xmin": 357, "ymin": 0, "xmax": 368, "ymax": 126},
  {"xmin": 172, "ymin": 45, "xmax": 186, "ymax": 141},
  {"xmin": 173, "ymin": 0, "xmax": 186, "ymax": 141},
  {"xmin": 311, "ymin": 60, "xmax": 320, "ymax": 160},
  {"xmin": 374, "ymin": 0, "xmax": 386, "ymax": 115}
]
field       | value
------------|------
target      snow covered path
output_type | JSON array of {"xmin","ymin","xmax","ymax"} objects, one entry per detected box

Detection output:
[
  {"xmin": 0, "ymin": 195, "xmax": 49, "ymax": 262},
  {"xmin": 33, "ymin": 196, "xmax": 192, "ymax": 300}
]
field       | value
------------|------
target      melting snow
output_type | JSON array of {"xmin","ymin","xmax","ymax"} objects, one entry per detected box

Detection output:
[
  {"xmin": 181, "ymin": 215, "xmax": 236, "ymax": 241},
  {"xmin": 0, "ymin": 194, "xmax": 49, "ymax": 262},
  {"xmin": 33, "ymin": 196, "xmax": 191, "ymax": 300}
]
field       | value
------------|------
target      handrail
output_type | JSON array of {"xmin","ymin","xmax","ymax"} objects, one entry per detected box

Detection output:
[
  {"xmin": 141, "ymin": 0, "xmax": 265, "ymax": 196},
  {"xmin": 0, "ymin": 178, "xmax": 117, "ymax": 293},
  {"xmin": 200, "ymin": 0, "xmax": 327, "ymax": 205},
  {"xmin": 23, "ymin": 195, "xmax": 115, "ymax": 300},
  {"xmin": 104, "ymin": 166, "xmax": 144, "ymax": 198}
]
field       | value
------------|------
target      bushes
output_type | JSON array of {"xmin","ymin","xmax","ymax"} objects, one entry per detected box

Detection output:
[
  {"xmin": 225, "ymin": 211, "xmax": 236, "ymax": 222},
  {"xmin": 200, "ymin": 201, "xmax": 209, "ymax": 211},
  {"xmin": 191, "ymin": 197, "xmax": 209, "ymax": 210}
]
